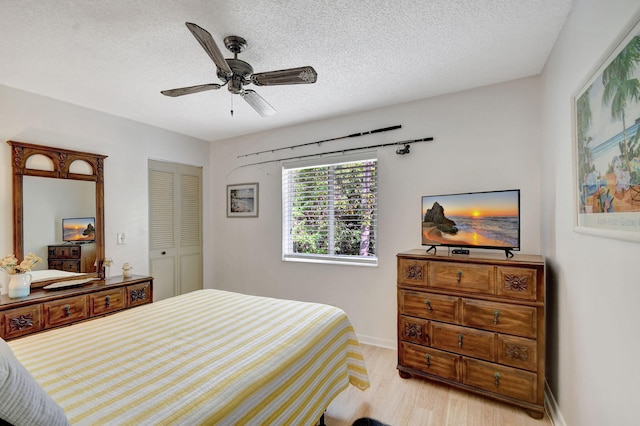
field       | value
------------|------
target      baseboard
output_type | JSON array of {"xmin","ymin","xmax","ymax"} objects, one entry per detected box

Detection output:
[
  {"xmin": 545, "ymin": 380, "xmax": 566, "ymax": 426},
  {"xmin": 356, "ymin": 334, "xmax": 396, "ymax": 350}
]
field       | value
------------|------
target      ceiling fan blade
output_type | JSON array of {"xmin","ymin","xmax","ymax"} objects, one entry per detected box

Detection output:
[
  {"xmin": 251, "ymin": 66, "xmax": 317, "ymax": 86},
  {"xmin": 185, "ymin": 22, "xmax": 232, "ymax": 76},
  {"xmin": 241, "ymin": 90, "xmax": 276, "ymax": 116},
  {"xmin": 161, "ymin": 83, "xmax": 221, "ymax": 97}
]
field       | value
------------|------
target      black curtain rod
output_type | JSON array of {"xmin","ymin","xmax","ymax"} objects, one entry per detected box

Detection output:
[
  {"xmin": 237, "ymin": 125, "xmax": 402, "ymax": 158},
  {"xmin": 234, "ymin": 137, "xmax": 434, "ymax": 169}
]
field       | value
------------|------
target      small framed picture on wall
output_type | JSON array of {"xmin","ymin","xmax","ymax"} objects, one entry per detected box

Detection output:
[{"xmin": 227, "ymin": 183, "xmax": 259, "ymax": 217}]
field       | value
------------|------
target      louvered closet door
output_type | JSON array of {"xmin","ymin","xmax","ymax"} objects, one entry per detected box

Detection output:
[{"xmin": 148, "ymin": 160, "xmax": 203, "ymax": 301}]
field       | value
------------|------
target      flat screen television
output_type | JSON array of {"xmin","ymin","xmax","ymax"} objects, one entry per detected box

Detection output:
[
  {"xmin": 421, "ymin": 189, "xmax": 520, "ymax": 257},
  {"xmin": 62, "ymin": 217, "xmax": 96, "ymax": 243}
]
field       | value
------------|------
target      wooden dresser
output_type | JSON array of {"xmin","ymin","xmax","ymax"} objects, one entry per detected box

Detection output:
[
  {"xmin": 0, "ymin": 275, "xmax": 153, "ymax": 340},
  {"xmin": 48, "ymin": 244, "xmax": 96, "ymax": 273},
  {"xmin": 397, "ymin": 249, "xmax": 545, "ymax": 418}
]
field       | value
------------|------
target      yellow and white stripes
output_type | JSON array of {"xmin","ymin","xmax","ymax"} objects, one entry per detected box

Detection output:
[{"xmin": 9, "ymin": 289, "xmax": 370, "ymax": 425}]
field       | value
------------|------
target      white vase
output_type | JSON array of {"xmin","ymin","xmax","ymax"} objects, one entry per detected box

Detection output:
[
  {"xmin": 8, "ymin": 273, "xmax": 32, "ymax": 298},
  {"xmin": 122, "ymin": 262, "xmax": 133, "ymax": 278}
]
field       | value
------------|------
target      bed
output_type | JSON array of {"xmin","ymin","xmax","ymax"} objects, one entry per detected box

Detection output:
[{"xmin": 1, "ymin": 289, "xmax": 370, "ymax": 425}]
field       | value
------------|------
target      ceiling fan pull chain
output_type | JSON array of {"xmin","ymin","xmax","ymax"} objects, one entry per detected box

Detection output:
[{"xmin": 230, "ymin": 94, "xmax": 234, "ymax": 117}]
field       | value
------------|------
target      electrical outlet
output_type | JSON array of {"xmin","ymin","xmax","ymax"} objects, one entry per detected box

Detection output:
[{"xmin": 117, "ymin": 232, "xmax": 126, "ymax": 245}]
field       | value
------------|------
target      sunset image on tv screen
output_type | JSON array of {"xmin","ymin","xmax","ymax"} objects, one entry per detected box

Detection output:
[
  {"xmin": 63, "ymin": 217, "xmax": 95, "ymax": 242},
  {"xmin": 421, "ymin": 190, "xmax": 520, "ymax": 249}
]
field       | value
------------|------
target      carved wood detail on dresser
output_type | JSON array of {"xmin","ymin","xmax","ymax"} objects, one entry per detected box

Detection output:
[
  {"xmin": 0, "ymin": 275, "xmax": 153, "ymax": 340},
  {"xmin": 397, "ymin": 250, "xmax": 545, "ymax": 419}
]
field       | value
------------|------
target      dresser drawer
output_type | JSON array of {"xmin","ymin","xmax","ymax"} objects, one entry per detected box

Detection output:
[
  {"xmin": 399, "ymin": 315, "xmax": 429, "ymax": 345},
  {"xmin": 48, "ymin": 260, "xmax": 81, "ymax": 273},
  {"xmin": 497, "ymin": 334, "xmax": 538, "ymax": 372},
  {"xmin": 398, "ymin": 258, "xmax": 428, "ymax": 287},
  {"xmin": 90, "ymin": 288, "xmax": 126, "ymax": 316},
  {"xmin": 461, "ymin": 299, "xmax": 537, "ymax": 338},
  {"xmin": 43, "ymin": 296, "xmax": 88, "ymax": 328},
  {"xmin": 463, "ymin": 358, "xmax": 538, "ymax": 403},
  {"xmin": 2, "ymin": 305, "xmax": 43, "ymax": 339},
  {"xmin": 400, "ymin": 341, "xmax": 460, "ymax": 382},
  {"xmin": 428, "ymin": 262, "xmax": 494, "ymax": 294},
  {"xmin": 496, "ymin": 267, "xmax": 538, "ymax": 301},
  {"xmin": 399, "ymin": 290, "xmax": 458, "ymax": 323},
  {"xmin": 127, "ymin": 282, "xmax": 151, "ymax": 307},
  {"xmin": 48, "ymin": 246, "xmax": 82, "ymax": 259},
  {"xmin": 431, "ymin": 322, "xmax": 495, "ymax": 361}
]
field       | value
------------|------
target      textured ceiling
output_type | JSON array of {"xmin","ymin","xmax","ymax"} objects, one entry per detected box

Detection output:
[{"xmin": 0, "ymin": 0, "xmax": 574, "ymax": 142}]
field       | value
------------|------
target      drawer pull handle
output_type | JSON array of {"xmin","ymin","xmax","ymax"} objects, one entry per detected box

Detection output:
[
  {"xmin": 494, "ymin": 372, "xmax": 501, "ymax": 387},
  {"xmin": 425, "ymin": 354, "xmax": 431, "ymax": 367},
  {"xmin": 105, "ymin": 295, "xmax": 111, "ymax": 308},
  {"xmin": 493, "ymin": 310, "xmax": 500, "ymax": 324},
  {"xmin": 425, "ymin": 299, "xmax": 432, "ymax": 311},
  {"xmin": 456, "ymin": 270, "xmax": 462, "ymax": 283},
  {"xmin": 458, "ymin": 334, "xmax": 463, "ymax": 348},
  {"xmin": 63, "ymin": 305, "xmax": 71, "ymax": 317}
]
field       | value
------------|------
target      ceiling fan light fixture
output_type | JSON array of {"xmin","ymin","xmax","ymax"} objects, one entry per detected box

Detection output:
[{"xmin": 228, "ymin": 78, "xmax": 243, "ymax": 94}]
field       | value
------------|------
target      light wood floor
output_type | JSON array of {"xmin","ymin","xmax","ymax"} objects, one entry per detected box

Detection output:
[{"xmin": 324, "ymin": 344, "xmax": 552, "ymax": 426}]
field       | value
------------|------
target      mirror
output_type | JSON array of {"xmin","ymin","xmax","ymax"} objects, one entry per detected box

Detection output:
[
  {"xmin": 8, "ymin": 141, "xmax": 107, "ymax": 288},
  {"xmin": 23, "ymin": 177, "xmax": 96, "ymax": 266}
]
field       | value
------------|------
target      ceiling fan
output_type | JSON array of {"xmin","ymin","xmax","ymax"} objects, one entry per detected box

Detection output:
[{"xmin": 161, "ymin": 22, "xmax": 318, "ymax": 117}]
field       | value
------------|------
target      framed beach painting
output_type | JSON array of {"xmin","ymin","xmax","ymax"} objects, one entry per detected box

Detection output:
[
  {"xmin": 227, "ymin": 183, "xmax": 259, "ymax": 217},
  {"xmin": 573, "ymin": 15, "xmax": 640, "ymax": 242}
]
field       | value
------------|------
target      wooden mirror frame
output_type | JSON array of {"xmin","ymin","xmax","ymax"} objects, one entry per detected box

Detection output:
[{"xmin": 7, "ymin": 141, "xmax": 107, "ymax": 288}]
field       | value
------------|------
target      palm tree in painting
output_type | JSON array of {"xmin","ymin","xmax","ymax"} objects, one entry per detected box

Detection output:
[
  {"xmin": 602, "ymin": 35, "xmax": 640, "ymax": 172},
  {"xmin": 576, "ymin": 87, "xmax": 594, "ymax": 185}
]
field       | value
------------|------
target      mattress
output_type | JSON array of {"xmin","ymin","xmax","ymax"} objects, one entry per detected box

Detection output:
[{"xmin": 8, "ymin": 289, "xmax": 370, "ymax": 425}]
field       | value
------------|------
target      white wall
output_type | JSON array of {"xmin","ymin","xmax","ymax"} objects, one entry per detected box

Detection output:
[
  {"xmin": 0, "ymin": 84, "xmax": 211, "ymax": 291},
  {"xmin": 209, "ymin": 77, "xmax": 543, "ymax": 348},
  {"xmin": 541, "ymin": 0, "xmax": 640, "ymax": 424}
]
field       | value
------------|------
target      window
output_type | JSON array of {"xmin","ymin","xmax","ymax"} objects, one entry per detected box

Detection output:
[{"xmin": 282, "ymin": 156, "xmax": 378, "ymax": 266}]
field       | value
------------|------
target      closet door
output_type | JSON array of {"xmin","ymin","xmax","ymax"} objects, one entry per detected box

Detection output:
[{"xmin": 148, "ymin": 160, "xmax": 202, "ymax": 301}]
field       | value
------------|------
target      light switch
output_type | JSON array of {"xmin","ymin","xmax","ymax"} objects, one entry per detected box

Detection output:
[{"xmin": 117, "ymin": 233, "xmax": 126, "ymax": 245}]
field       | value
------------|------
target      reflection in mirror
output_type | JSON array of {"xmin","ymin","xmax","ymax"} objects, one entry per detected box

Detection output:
[{"xmin": 23, "ymin": 176, "xmax": 96, "ymax": 270}]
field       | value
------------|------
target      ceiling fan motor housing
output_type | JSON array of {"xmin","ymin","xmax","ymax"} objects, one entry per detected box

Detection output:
[{"xmin": 221, "ymin": 58, "xmax": 254, "ymax": 93}]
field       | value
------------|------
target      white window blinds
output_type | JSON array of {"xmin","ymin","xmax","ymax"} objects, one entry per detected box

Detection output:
[{"xmin": 282, "ymin": 157, "xmax": 378, "ymax": 266}]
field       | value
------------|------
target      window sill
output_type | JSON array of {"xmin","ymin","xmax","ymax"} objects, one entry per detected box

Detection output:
[{"xmin": 282, "ymin": 254, "xmax": 378, "ymax": 267}]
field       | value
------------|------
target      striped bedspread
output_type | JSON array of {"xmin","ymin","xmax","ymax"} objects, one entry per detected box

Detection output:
[{"xmin": 8, "ymin": 289, "xmax": 370, "ymax": 425}]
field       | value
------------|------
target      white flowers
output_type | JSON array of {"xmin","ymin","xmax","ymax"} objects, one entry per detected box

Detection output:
[{"xmin": 1, "ymin": 253, "xmax": 42, "ymax": 275}]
